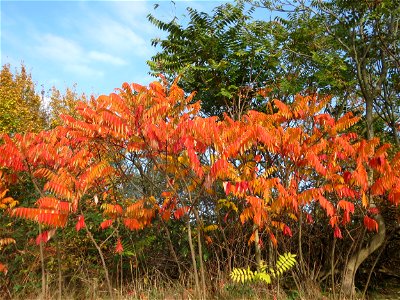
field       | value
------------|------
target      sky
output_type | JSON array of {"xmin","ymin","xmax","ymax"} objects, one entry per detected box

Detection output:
[{"xmin": 1, "ymin": 0, "xmax": 231, "ymax": 97}]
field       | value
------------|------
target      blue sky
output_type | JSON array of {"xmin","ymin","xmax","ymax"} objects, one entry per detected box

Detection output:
[{"xmin": 1, "ymin": 1, "xmax": 230, "ymax": 97}]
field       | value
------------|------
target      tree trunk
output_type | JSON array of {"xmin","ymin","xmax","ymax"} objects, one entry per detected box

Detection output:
[
  {"xmin": 84, "ymin": 224, "xmax": 114, "ymax": 300},
  {"xmin": 341, "ymin": 213, "xmax": 386, "ymax": 296},
  {"xmin": 193, "ymin": 208, "xmax": 206, "ymax": 297},
  {"xmin": 187, "ymin": 218, "xmax": 200, "ymax": 298},
  {"xmin": 341, "ymin": 55, "xmax": 387, "ymax": 295},
  {"xmin": 38, "ymin": 224, "xmax": 46, "ymax": 300},
  {"xmin": 56, "ymin": 237, "xmax": 62, "ymax": 300},
  {"xmin": 160, "ymin": 218, "xmax": 182, "ymax": 277},
  {"xmin": 254, "ymin": 227, "xmax": 262, "ymax": 270}
]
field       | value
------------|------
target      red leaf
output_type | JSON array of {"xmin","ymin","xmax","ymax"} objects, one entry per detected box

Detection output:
[
  {"xmin": 36, "ymin": 232, "xmax": 48, "ymax": 245},
  {"xmin": 0, "ymin": 263, "xmax": 8, "ymax": 275},
  {"xmin": 223, "ymin": 212, "xmax": 230, "ymax": 223},
  {"xmin": 368, "ymin": 207, "xmax": 379, "ymax": 215},
  {"xmin": 76, "ymin": 215, "xmax": 85, "ymax": 231},
  {"xmin": 343, "ymin": 171, "xmax": 352, "ymax": 183},
  {"xmin": 115, "ymin": 238, "xmax": 123, "ymax": 254},
  {"xmin": 283, "ymin": 225, "xmax": 292, "ymax": 237},
  {"xmin": 123, "ymin": 218, "xmax": 141, "ymax": 230},
  {"xmin": 342, "ymin": 210, "xmax": 351, "ymax": 225},
  {"xmin": 223, "ymin": 181, "xmax": 231, "ymax": 195},
  {"xmin": 334, "ymin": 226, "xmax": 343, "ymax": 239},
  {"xmin": 269, "ymin": 232, "xmax": 278, "ymax": 247},
  {"xmin": 306, "ymin": 213, "xmax": 314, "ymax": 224},
  {"xmin": 174, "ymin": 206, "xmax": 189, "ymax": 219},
  {"xmin": 338, "ymin": 200, "xmax": 355, "ymax": 214},
  {"xmin": 364, "ymin": 216, "xmax": 379, "ymax": 232},
  {"xmin": 329, "ymin": 216, "xmax": 339, "ymax": 227},
  {"xmin": 35, "ymin": 229, "xmax": 56, "ymax": 245},
  {"xmin": 100, "ymin": 219, "xmax": 114, "ymax": 230}
]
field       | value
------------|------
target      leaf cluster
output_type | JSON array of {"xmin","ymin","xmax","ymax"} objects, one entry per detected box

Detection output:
[{"xmin": 230, "ymin": 252, "xmax": 297, "ymax": 284}]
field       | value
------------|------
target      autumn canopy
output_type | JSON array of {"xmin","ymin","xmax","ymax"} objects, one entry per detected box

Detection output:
[
  {"xmin": 1, "ymin": 78, "xmax": 399, "ymax": 241},
  {"xmin": 0, "ymin": 78, "xmax": 399, "ymax": 298}
]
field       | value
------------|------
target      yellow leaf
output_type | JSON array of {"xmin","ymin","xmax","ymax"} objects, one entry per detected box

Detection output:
[
  {"xmin": 362, "ymin": 192, "xmax": 368, "ymax": 208},
  {"xmin": 204, "ymin": 224, "xmax": 218, "ymax": 232}
]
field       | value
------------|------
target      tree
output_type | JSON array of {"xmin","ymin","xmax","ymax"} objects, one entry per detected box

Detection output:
[
  {"xmin": 0, "ymin": 64, "xmax": 46, "ymax": 134},
  {"xmin": 1, "ymin": 78, "xmax": 399, "ymax": 298},
  {"xmin": 148, "ymin": 1, "xmax": 364, "ymax": 124},
  {"xmin": 250, "ymin": 0, "xmax": 400, "ymax": 294},
  {"xmin": 47, "ymin": 85, "xmax": 87, "ymax": 128},
  {"xmin": 148, "ymin": 1, "xmax": 288, "ymax": 118}
]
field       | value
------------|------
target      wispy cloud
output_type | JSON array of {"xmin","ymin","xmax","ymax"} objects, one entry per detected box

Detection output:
[
  {"xmin": 34, "ymin": 33, "xmax": 127, "ymax": 78},
  {"xmin": 88, "ymin": 51, "xmax": 126, "ymax": 66},
  {"xmin": 74, "ymin": 1, "xmax": 159, "ymax": 59},
  {"xmin": 66, "ymin": 64, "xmax": 104, "ymax": 78},
  {"xmin": 2, "ymin": 0, "xmax": 226, "ymax": 95},
  {"xmin": 36, "ymin": 34, "xmax": 82, "ymax": 64},
  {"xmin": 82, "ymin": 16, "xmax": 151, "ymax": 57}
]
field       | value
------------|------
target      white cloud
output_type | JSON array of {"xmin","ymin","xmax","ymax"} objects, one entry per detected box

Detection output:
[
  {"xmin": 88, "ymin": 51, "xmax": 126, "ymax": 66},
  {"xmin": 34, "ymin": 33, "xmax": 127, "ymax": 79},
  {"xmin": 65, "ymin": 64, "xmax": 104, "ymax": 78},
  {"xmin": 110, "ymin": 1, "xmax": 149, "ymax": 27},
  {"xmin": 36, "ymin": 34, "xmax": 83, "ymax": 64},
  {"xmin": 84, "ymin": 18, "xmax": 150, "ymax": 57}
]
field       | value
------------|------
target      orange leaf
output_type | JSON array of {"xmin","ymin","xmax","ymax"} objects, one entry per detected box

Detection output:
[
  {"xmin": 160, "ymin": 210, "xmax": 171, "ymax": 221},
  {"xmin": 174, "ymin": 206, "xmax": 189, "ymax": 219},
  {"xmin": 364, "ymin": 216, "xmax": 378, "ymax": 232},
  {"xmin": 269, "ymin": 232, "xmax": 278, "ymax": 247},
  {"xmin": 329, "ymin": 216, "xmax": 339, "ymax": 227},
  {"xmin": 362, "ymin": 192, "xmax": 368, "ymax": 208},
  {"xmin": 0, "ymin": 263, "xmax": 8, "ymax": 275},
  {"xmin": 338, "ymin": 200, "xmax": 355, "ymax": 214},
  {"xmin": 123, "ymin": 218, "xmax": 141, "ymax": 230},
  {"xmin": 37, "ymin": 212, "xmax": 68, "ymax": 228},
  {"xmin": 100, "ymin": 219, "xmax": 114, "ymax": 230}
]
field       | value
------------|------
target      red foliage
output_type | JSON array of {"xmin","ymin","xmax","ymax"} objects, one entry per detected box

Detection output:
[
  {"xmin": 0, "ymin": 78, "xmax": 399, "ymax": 250},
  {"xmin": 115, "ymin": 238, "xmax": 123, "ymax": 254},
  {"xmin": 364, "ymin": 215, "xmax": 379, "ymax": 232},
  {"xmin": 75, "ymin": 215, "xmax": 85, "ymax": 232},
  {"xmin": 334, "ymin": 226, "xmax": 343, "ymax": 239}
]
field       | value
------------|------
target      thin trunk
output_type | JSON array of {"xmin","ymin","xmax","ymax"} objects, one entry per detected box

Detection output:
[
  {"xmin": 197, "ymin": 225, "xmax": 206, "ymax": 297},
  {"xmin": 193, "ymin": 208, "xmax": 206, "ymax": 297},
  {"xmin": 187, "ymin": 219, "xmax": 200, "ymax": 298},
  {"xmin": 26, "ymin": 170, "xmax": 47, "ymax": 300},
  {"xmin": 220, "ymin": 227, "xmax": 232, "ymax": 273},
  {"xmin": 365, "ymin": 96, "xmax": 374, "ymax": 140},
  {"xmin": 38, "ymin": 224, "xmax": 46, "ymax": 300},
  {"xmin": 298, "ymin": 209, "xmax": 306, "ymax": 275},
  {"xmin": 160, "ymin": 217, "xmax": 182, "ymax": 277},
  {"xmin": 84, "ymin": 224, "xmax": 114, "ymax": 300},
  {"xmin": 56, "ymin": 236, "xmax": 62, "ymax": 300},
  {"xmin": 268, "ymin": 240, "xmax": 274, "ymax": 268},
  {"xmin": 254, "ymin": 227, "xmax": 262, "ymax": 270},
  {"xmin": 331, "ymin": 238, "xmax": 336, "ymax": 299},
  {"xmin": 120, "ymin": 254, "xmax": 123, "ymax": 296}
]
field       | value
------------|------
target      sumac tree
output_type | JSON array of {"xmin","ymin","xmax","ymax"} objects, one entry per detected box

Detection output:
[{"xmin": 0, "ymin": 79, "xmax": 399, "ymax": 297}]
